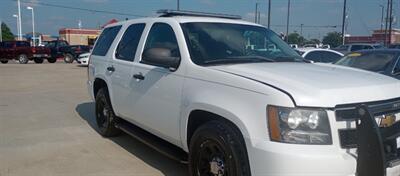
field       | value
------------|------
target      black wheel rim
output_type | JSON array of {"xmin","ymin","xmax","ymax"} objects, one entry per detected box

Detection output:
[
  {"xmin": 96, "ymin": 98, "xmax": 109, "ymax": 129},
  {"xmin": 196, "ymin": 140, "xmax": 228, "ymax": 176}
]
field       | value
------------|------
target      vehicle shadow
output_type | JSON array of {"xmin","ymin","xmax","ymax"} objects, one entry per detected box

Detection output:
[{"xmin": 75, "ymin": 102, "xmax": 188, "ymax": 176}]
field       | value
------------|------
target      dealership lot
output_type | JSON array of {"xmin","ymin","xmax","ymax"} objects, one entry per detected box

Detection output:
[{"xmin": 0, "ymin": 62, "xmax": 187, "ymax": 176}]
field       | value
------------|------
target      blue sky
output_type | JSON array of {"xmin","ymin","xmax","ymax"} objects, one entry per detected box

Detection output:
[{"xmin": 0, "ymin": 0, "xmax": 397, "ymax": 40}]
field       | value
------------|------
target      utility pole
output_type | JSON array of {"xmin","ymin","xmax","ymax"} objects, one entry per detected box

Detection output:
[
  {"xmin": 255, "ymin": 3, "xmax": 259, "ymax": 23},
  {"xmin": 388, "ymin": 0, "xmax": 393, "ymax": 45},
  {"xmin": 286, "ymin": 0, "xmax": 291, "ymax": 42},
  {"xmin": 384, "ymin": 0, "xmax": 390, "ymax": 45},
  {"xmin": 17, "ymin": 0, "xmax": 22, "ymax": 40},
  {"xmin": 13, "ymin": 14, "xmax": 19, "ymax": 40},
  {"xmin": 267, "ymin": 0, "xmax": 271, "ymax": 29},
  {"xmin": 341, "ymin": 0, "xmax": 347, "ymax": 45},
  {"xmin": 380, "ymin": 5, "xmax": 384, "ymax": 30},
  {"xmin": 177, "ymin": 0, "xmax": 180, "ymax": 10},
  {"xmin": 258, "ymin": 11, "xmax": 261, "ymax": 24},
  {"xmin": 300, "ymin": 24, "xmax": 304, "ymax": 36}
]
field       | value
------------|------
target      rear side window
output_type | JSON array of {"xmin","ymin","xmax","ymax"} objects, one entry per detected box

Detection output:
[
  {"xmin": 92, "ymin": 25, "xmax": 122, "ymax": 56},
  {"xmin": 116, "ymin": 23, "xmax": 146, "ymax": 62},
  {"xmin": 304, "ymin": 51, "xmax": 323, "ymax": 62},
  {"xmin": 16, "ymin": 41, "xmax": 29, "ymax": 47},
  {"xmin": 350, "ymin": 45, "xmax": 364, "ymax": 51}
]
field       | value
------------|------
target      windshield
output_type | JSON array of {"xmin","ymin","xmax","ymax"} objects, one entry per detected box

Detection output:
[
  {"xmin": 334, "ymin": 52, "xmax": 397, "ymax": 72},
  {"xmin": 181, "ymin": 22, "xmax": 302, "ymax": 66}
]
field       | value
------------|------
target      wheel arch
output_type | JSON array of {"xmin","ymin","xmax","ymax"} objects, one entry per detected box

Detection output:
[
  {"xmin": 182, "ymin": 105, "xmax": 251, "ymax": 152},
  {"xmin": 93, "ymin": 77, "xmax": 108, "ymax": 97}
]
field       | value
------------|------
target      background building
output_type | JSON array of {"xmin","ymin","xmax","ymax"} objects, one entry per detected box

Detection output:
[
  {"xmin": 59, "ymin": 28, "xmax": 101, "ymax": 46},
  {"xmin": 345, "ymin": 29, "xmax": 400, "ymax": 44}
]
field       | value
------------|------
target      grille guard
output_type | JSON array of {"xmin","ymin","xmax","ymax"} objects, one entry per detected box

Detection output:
[{"xmin": 349, "ymin": 105, "xmax": 400, "ymax": 176}]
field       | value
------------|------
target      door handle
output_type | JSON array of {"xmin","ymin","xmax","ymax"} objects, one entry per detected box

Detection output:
[
  {"xmin": 107, "ymin": 66, "xmax": 115, "ymax": 72},
  {"xmin": 133, "ymin": 73, "xmax": 145, "ymax": 80}
]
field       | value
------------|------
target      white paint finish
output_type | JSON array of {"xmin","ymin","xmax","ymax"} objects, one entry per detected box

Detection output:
[
  {"xmin": 212, "ymin": 62, "xmax": 400, "ymax": 107},
  {"xmin": 87, "ymin": 15, "xmax": 400, "ymax": 175}
]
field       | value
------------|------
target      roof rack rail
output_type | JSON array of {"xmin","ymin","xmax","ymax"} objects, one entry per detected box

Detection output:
[{"xmin": 157, "ymin": 9, "xmax": 241, "ymax": 20}]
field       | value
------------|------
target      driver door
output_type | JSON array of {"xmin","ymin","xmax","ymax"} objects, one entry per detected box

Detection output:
[{"xmin": 126, "ymin": 22, "xmax": 184, "ymax": 145}]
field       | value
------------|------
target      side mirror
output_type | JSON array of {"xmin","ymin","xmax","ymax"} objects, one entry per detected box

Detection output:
[
  {"xmin": 393, "ymin": 67, "xmax": 400, "ymax": 75},
  {"xmin": 142, "ymin": 48, "xmax": 180, "ymax": 71}
]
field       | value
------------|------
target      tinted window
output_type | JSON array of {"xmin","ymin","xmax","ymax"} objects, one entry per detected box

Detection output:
[
  {"xmin": 321, "ymin": 51, "xmax": 342, "ymax": 63},
  {"xmin": 350, "ymin": 45, "xmax": 364, "ymax": 51},
  {"xmin": 304, "ymin": 51, "xmax": 323, "ymax": 62},
  {"xmin": 335, "ymin": 52, "xmax": 397, "ymax": 72},
  {"xmin": 92, "ymin": 25, "xmax": 122, "ymax": 56},
  {"xmin": 144, "ymin": 23, "xmax": 180, "ymax": 58},
  {"xmin": 181, "ymin": 23, "xmax": 301, "ymax": 65},
  {"xmin": 16, "ymin": 41, "xmax": 29, "ymax": 47},
  {"xmin": 3, "ymin": 42, "xmax": 14, "ymax": 48},
  {"xmin": 394, "ymin": 58, "xmax": 400, "ymax": 74},
  {"xmin": 116, "ymin": 23, "xmax": 145, "ymax": 62},
  {"xmin": 59, "ymin": 41, "xmax": 68, "ymax": 47},
  {"xmin": 46, "ymin": 42, "xmax": 56, "ymax": 48},
  {"xmin": 363, "ymin": 45, "xmax": 373, "ymax": 49}
]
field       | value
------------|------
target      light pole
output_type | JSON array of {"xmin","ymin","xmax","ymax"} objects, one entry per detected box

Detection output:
[
  {"xmin": 0, "ymin": 20, "xmax": 2, "ymax": 42},
  {"xmin": 380, "ymin": 5, "xmax": 384, "ymax": 30},
  {"xmin": 177, "ymin": 0, "xmax": 180, "ymax": 10},
  {"xmin": 13, "ymin": 14, "xmax": 20, "ymax": 40},
  {"xmin": 17, "ymin": 0, "xmax": 22, "ymax": 40},
  {"xmin": 341, "ymin": 0, "xmax": 347, "ymax": 45},
  {"xmin": 267, "ymin": 0, "xmax": 271, "ymax": 29},
  {"xmin": 255, "ymin": 3, "xmax": 259, "ymax": 23},
  {"xmin": 286, "ymin": 0, "xmax": 291, "ymax": 42},
  {"xmin": 27, "ymin": 6, "xmax": 35, "ymax": 46}
]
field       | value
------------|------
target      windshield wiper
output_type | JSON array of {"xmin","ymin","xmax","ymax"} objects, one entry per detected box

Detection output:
[{"xmin": 203, "ymin": 56, "xmax": 275, "ymax": 66}]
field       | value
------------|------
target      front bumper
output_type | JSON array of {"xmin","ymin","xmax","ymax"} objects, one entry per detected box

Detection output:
[
  {"xmin": 248, "ymin": 139, "xmax": 400, "ymax": 176},
  {"xmin": 248, "ymin": 102, "xmax": 400, "ymax": 176}
]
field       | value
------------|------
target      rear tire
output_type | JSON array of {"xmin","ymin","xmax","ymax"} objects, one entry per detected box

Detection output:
[
  {"xmin": 64, "ymin": 53, "xmax": 74, "ymax": 63},
  {"xmin": 189, "ymin": 121, "xmax": 251, "ymax": 176},
  {"xmin": 47, "ymin": 58, "xmax": 57, "ymax": 63},
  {"xmin": 95, "ymin": 87, "xmax": 121, "ymax": 137},
  {"xmin": 18, "ymin": 54, "xmax": 29, "ymax": 64},
  {"xmin": 1, "ymin": 60, "xmax": 8, "ymax": 64},
  {"xmin": 34, "ymin": 58, "xmax": 44, "ymax": 64}
]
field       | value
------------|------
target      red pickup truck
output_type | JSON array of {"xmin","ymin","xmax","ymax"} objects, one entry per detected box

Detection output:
[{"xmin": 0, "ymin": 41, "xmax": 53, "ymax": 64}]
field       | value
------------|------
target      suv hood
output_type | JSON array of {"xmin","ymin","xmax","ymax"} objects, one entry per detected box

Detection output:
[{"xmin": 211, "ymin": 62, "xmax": 400, "ymax": 107}]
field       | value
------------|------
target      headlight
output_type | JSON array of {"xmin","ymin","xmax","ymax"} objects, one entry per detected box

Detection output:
[{"xmin": 267, "ymin": 105, "xmax": 332, "ymax": 145}]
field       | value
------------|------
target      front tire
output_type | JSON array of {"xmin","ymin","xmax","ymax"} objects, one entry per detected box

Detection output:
[
  {"xmin": 189, "ymin": 121, "xmax": 251, "ymax": 176},
  {"xmin": 1, "ymin": 60, "xmax": 8, "ymax": 64},
  {"xmin": 47, "ymin": 58, "xmax": 57, "ymax": 63},
  {"xmin": 18, "ymin": 54, "xmax": 29, "ymax": 64},
  {"xmin": 95, "ymin": 88, "xmax": 121, "ymax": 137},
  {"xmin": 64, "ymin": 53, "xmax": 74, "ymax": 63},
  {"xmin": 34, "ymin": 58, "xmax": 44, "ymax": 64}
]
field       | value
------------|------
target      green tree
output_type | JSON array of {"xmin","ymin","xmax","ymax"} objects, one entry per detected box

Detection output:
[
  {"xmin": 1, "ymin": 22, "xmax": 15, "ymax": 41},
  {"xmin": 322, "ymin": 32, "xmax": 342, "ymax": 48},
  {"xmin": 308, "ymin": 38, "xmax": 321, "ymax": 44},
  {"xmin": 287, "ymin": 33, "xmax": 306, "ymax": 45}
]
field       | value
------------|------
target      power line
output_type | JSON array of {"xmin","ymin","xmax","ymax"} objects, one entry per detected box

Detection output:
[{"xmin": 13, "ymin": 0, "xmax": 147, "ymax": 17}]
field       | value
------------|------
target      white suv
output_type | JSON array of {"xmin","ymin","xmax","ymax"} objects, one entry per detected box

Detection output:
[{"xmin": 88, "ymin": 10, "xmax": 400, "ymax": 176}]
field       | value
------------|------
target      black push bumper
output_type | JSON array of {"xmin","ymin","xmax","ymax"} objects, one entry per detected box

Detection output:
[{"xmin": 336, "ymin": 100, "xmax": 400, "ymax": 176}]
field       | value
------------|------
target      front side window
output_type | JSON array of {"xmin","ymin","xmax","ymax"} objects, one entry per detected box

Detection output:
[
  {"xmin": 335, "ymin": 52, "xmax": 397, "ymax": 72},
  {"xmin": 58, "ymin": 41, "xmax": 68, "ymax": 47},
  {"xmin": 116, "ymin": 23, "xmax": 146, "ymax": 62},
  {"xmin": 143, "ymin": 23, "xmax": 180, "ymax": 58},
  {"xmin": 92, "ymin": 25, "xmax": 122, "ymax": 56},
  {"xmin": 350, "ymin": 45, "xmax": 364, "ymax": 51},
  {"xmin": 16, "ymin": 41, "xmax": 29, "ymax": 47},
  {"xmin": 181, "ymin": 22, "xmax": 301, "ymax": 66},
  {"xmin": 321, "ymin": 51, "xmax": 342, "ymax": 63}
]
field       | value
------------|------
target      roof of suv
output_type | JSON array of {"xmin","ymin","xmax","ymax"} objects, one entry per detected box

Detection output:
[{"xmin": 106, "ymin": 15, "xmax": 261, "ymax": 28}]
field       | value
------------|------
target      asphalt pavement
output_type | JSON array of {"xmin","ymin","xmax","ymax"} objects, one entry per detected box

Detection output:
[{"xmin": 0, "ymin": 61, "xmax": 188, "ymax": 176}]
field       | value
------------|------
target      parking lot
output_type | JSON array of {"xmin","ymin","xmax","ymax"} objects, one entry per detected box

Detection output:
[{"xmin": 0, "ymin": 62, "xmax": 187, "ymax": 176}]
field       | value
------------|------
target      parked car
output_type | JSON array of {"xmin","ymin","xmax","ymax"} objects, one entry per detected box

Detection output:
[
  {"xmin": 333, "ymin": 43, "xmax": 384, "ymax": 54},
  {"xmin": 0, "ymin": 41, "xmax": 52, "ymax": 64},
  {"xmin": 303, "ymin": 43, "xmax": 319, "ymax": 48},
  {"xmin": 45, "ymin": 40, "xmax": 90, "ymax": 63},
  {"xmin": 388, "ymin": 43, "xmax": 400, "ymax": 49},
  {"xmin": 334, "ymin": 49, "xmax": 400, "ymax": 79},
  {"xmin": 289, "ymin": 44, "xmax": 298, "ymax": 48},
  {"xmin": 77, "ymin": 52, "xmax": 90, "ymax": 66},
  {"xmin": 88, "ymin": 10, "xmax": 400, "ymax": 176},
  {"xmin": 296, "ymin": 48, "xmax": 343, "ymax": 63}
]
